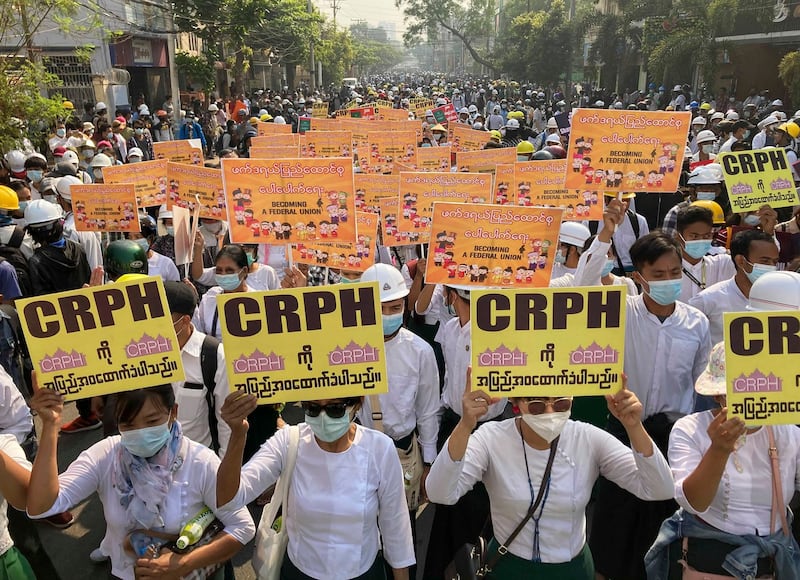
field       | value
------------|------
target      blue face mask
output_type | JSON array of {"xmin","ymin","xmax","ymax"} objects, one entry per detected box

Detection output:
[
  {"xmin": 554, "ymin": 249, "xmax": 566, "ymax": 264},
  {"xmin": 382, "ymin": 312, "xmax": 403, "ymax": 336},
  {"xmin": 120, "ymin": 420, "xmax": 171, "ymax": 458},
  {"xmin": 27, "ymin": 170, "xmax": 43, "ymax": 183},
  {"xmin": 744, "ymin": 259, "xmax": 776, "ymax": 284},
  {"xmin": 246, "ymin": 253, "xmax": 255, "ymax": 266},
  {"xmin": 215, "ymin": 271, "xmax": 242, "ymax": 291},
  {"xmin": 601, "ymin": 259, "xmax": 615, "ymax": 277},
  {"xmin": 134, "ymin": 238, "xmax": 150, "ymax": 252},
  {"xmin": 643, "ymin": 278, "xmax": 682, "ymax": 306},
  {"xmin": 305, "ymin": 410, "xmax": 352, "ymax": 442},
  {"xmin": 681, "ymin": 236, "xmax": 712, "ymax": 260},
  {"xmin": 696, "ymin": 191, "xmax": 716, "ymax": 201},
  {"xmin": 743, "ymin": 214, "xmax": 760, "ymax": 227}
]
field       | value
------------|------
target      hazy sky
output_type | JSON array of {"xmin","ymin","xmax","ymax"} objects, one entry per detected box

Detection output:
[{"xmin": 314, "ymin": 0, "xmax": 407, "ymax": 40}]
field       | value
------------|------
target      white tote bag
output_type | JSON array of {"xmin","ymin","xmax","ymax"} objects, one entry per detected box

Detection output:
[{"xmin": 252, "ymin": 425, "xmax": 300, "ymax": 580}]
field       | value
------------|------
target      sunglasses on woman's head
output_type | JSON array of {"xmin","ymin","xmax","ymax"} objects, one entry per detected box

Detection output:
[
  {"xmin": 301, "ymin": 401, "xmax": 355, "ymax": 419},
  {"xmin": 519, "ymin": 398, "xmax": 572, "ymax": 415}
]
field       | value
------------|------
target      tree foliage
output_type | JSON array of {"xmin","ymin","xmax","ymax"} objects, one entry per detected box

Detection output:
[
  {"xmin": 175, "ymin": 51, "xmax": 216, "ymax": 93},
  {"xmin": 316, "ymin": 23, "xmax": 354, "ymax": 86},
  {"xmin": 778, "ymin": 51, "xmax": 800, "ymax": 110},
  {"xmin": 349, "ymin": 23, "xmax": 405, "ymax": 76}
]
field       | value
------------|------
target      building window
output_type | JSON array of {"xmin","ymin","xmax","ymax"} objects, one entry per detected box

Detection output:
[{"xmin": 43, "ymin": 54, "xmax": 95, "ymax": 108}]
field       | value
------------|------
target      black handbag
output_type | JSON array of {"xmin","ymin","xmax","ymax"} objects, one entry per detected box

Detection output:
[{"xmin": 444, "ymin": 436, "xmax": 560, "ymax": 579}]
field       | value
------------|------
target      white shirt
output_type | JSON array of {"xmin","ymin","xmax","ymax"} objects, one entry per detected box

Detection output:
[
  {"xmin": 679, "ymin": 253, "xmax": 736, "ymax": 304},
  {"xmin": 436, "ymin": 317, "xmax": 507, "ymax": 420},
  {"xmin": 232, "ymin": 424, "xmax": 415, "ymax": 577},
  {"xmin": 198, "ymin": 223, "xmax": 228, "ymax": 249},
  {"xmin": 29, "ymin": 435, "xmax": 255, "ymax": 580},
  {"xmin": 427, "ymin": 419, "xmax": 674, "ymax": 563},
  {"xmin": 690, "ymin": 151, "xmax": 717, "ymax": 164},
  {"xmin": 148, "ymin": 250, "xmax": 180, "ymax": 281},
  {"xmin": 0, "ymin": 434, "xmax": 30, "ymax": 557},
  {"xmin": 197, "ymin": 265, "xmax": 279, "ymax": 291},
  {"xmin": 718, "ymin": 136, "xmax": 737, "ymax": 153},
  {"xmin": 590, "ymin": 212, "xmax": 649, "ymax": 269},
  {"xmin": 257, "ymin": 244, "xmax": 288, "ymax": 281},
  {"xmin": 0, "ymin": 368, "xmax": 33, "ymax": 443},
  {"xmin": 670, "ymin": 411, "xmax": 800, "ymax": 535},
  {"xmin": 625, "ymin": 295, "xmax": 711, "ymax": 420},
  {"xmin": 751, "ymin": 130, "xmax": 769, "ymax": 150},
  {"xmin": 172, "ymin": 329, "xmax": 231, "ymax": 457},
  {"xmin": 688, "ymin": 277, "xmax": 748, "ymax": 344},
  {"xmin": 63, "ymin": 213, "xmax": 103, "ymax": 269},
  {"xmin": 573, "ymin": 237, "xmax": 639, "ymax": 295},
  {"xmin": 357, "ymin": 328, "xmax": 440, "ymax": 463},
  {"xmin": 415, "ymin": 284, "xmax": 455, "ymax": 327}
]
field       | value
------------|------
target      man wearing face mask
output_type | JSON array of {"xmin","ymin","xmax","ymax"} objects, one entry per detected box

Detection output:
[
  {"xmin": 88, "ymin": 153, "xmax": 113, "ymax": 183},
  {"xmin": 689, "ymin": 130, "xmax": 717, "ymax": 166},
  {"xmin": 662, "ymin": 164, "xmax": 725, "ymax": 238},
  {"xmin": 718, "ymin": 119, "xmax": 754, "ymax": 153},
  {"xmin": 53, "ymin": 176, "xmax": 103, "ymax": 269},
  {"xmin": 48, "ymin": 121, "xmax": 69, "ymax": 152},
  {"xmin": 589, "ymin": 231, "xmax": 710, "ymax": 580},
  {"xmin": 550, "ymin": 221, "xmax": 592, "ymax": 286}
]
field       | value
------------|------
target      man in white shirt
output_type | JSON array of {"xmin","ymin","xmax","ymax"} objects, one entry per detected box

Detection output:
[
  {"xmin": 549, "ymin": 221, "xmax": 591, "ymax": 286},
  {"xmin": 751, "ymin": 114, "xmax": 779, "ymax": 149},
  {"xmin": 588, "ymin": 192, "xmax": 649, "ymax": 275},
  {"xmin": 718, "ymin": 120, "xmax": 753, "ymax": 153}
]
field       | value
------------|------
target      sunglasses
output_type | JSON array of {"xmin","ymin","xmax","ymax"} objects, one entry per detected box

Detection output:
[
  {"xmin": 301, "ymin": 400, "xmax": 356, "ymax": 419},
  {"xmin": 519, "ymin": 398, "xmax": 572, "ymax": 415}
]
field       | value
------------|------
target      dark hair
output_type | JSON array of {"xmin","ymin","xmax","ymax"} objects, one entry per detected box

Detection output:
[
  {"xmin": 115, "ymin": 384, "xmax": 175, "ymax": 425},
  {"xmin": 8, "ymin": 181, "xmax": 29, "ymax": 194},
  {"xmin": 730, "ymin": 229, "xmax": 775, "ymax": 261},
  {"xmin": 676, "ymin": 205, "xmax": 713, "ymax": 233},
  {"xmin": 629, "ymin": 231, "xmax": 682, "ymax": 271},
  {"xmin": 24, "ymin": 157, "xmax": 47, "ymax": 170},
  {"xmin": 216, "ymin": 244, "xmax": 248, "ymax": 269}
]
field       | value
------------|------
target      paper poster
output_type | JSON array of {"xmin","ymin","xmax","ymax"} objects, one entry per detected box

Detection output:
[
  {"xmin": 718, "ymin": 149, "xmax": 799, "ymax": 212},
  {"xmin": 18, "ymin": 276, "xmax": 184, "ymax": 400},
  {"xmin": 166, "ymin": 162, "xmax": 227, "ymax": 220},
  {"xmin": 307, "ymin": 118, "xmax": 342, "ymax": 131},
  {"xmin": 494, "ymin": 164, "xmax": 515, "ymax": 205},
  {"xmin": 153, "ymin": 140, "xmax": 203, "ymax": 166},
  {"xmin": 456, "ymin": 148, "xmax": 516, "ymax": 174},
  {"xmin": 257, "ymin": 122, "xmax": 292, "ymax": 135},
  {"xmin": 70, "ymin": 184, "xmax": 139, "ymax": 233},
  {"xmin": 411, "ymin": 98, "xmax": 435, "ymax": 119},
  {"xmin": 217, "ymin": 283, "xmax": 388, "ymax": 404},
  {"xmin": 173, "ymin": 205, "xmax": 193, "ymax": 266},
  {"xmin": 376, "ymin": 108, "xmax": 409, "ymax": 122},
  {"xmin": 312, "ymin": 102, "xmax": 329, "ymax": 118},
  {"xmin": 348, "ymin": 106, "xmax": 377, "ymax": 120},
  {"xmin": 249, "ymin": 146, "xmax": 301, "ymax": 159},
  {"xmin": 514, "ymin": 160, "xmax": 603, "ymax": 220},
  {"xmin": 415, "ymin": 146, "xmax": 451, "ymax": 172},
  {"xmin": 470, "ymin": 287, "xmax": 626, "ymax": 397},
  {"xmin": 724, "ymin": 310, "xmax": 800, "ymax": 425},
  {"xmin": 432, "ymin": 103, "xmax": 458, "ymax": 125},
  {"xmin": 564, "ymin": 109, "xmax": 691, "ymax": 193},
  {"xmin": 379, "ymin": 197, "xmax": 430, "ymax": 247},
  {"xmin": 450, "ymin": 126, "xmax": 492, "ymax": 152},
  {"xmin": 221, "ymin": 157, "xmax": 356, "ymax": 244},
  {"xmin": 102, "ymin": 159, "xmax": 168, "ymax": 208},
  {"xmin": 362, "ymin": 131, "xmax": 418, "ymax": 174},
  {"xmin": 251, "ymin": 134, "xmax": 300, "ymax": 148},
  {"xmin": 424, "ymin": 202, "xmax": 563, "ymax": 287},
  {"xmin": 300, "ymin": 131, "xmax": 352, "ymax": 158},
  {"xmin": 397, "ymin": 172, "xmax": 492, "ymax": 233},
  {"xmin": 355, "ymin": 174, "xmax": 399, "ymax": 214},
  {"xmin": 291, "ymin": 211, "xmax": 379, "ymax": 272}
]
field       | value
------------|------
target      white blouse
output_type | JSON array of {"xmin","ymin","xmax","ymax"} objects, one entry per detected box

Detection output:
[
  {"xmin": 28, "ymin": 435, "xmax": 255, "ymax": 580},
  {"xmin": 230, "ymin": 423, "xmax": 415, "ymax": 578},
  {"xmin": 670, "ymin": 411, "xmax": 800, "ymax": 536},
  {"xmin": 0, "ymin": 434, "xmax": 30, "ymax": 557},
  {"xmin": 426, "ymin": 418, "xmax": 674, "ymax": 563}
]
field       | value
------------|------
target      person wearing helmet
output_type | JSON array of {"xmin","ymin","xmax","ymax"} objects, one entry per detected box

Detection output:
[
  {"xmin": 0, "ymin": 183, "xmax": 35, "ymax": 263},
  {"xmin": 535, "ymin": 116, "xmax": 560, "ymax": 151},
  {"xmin": 662, "ymin": 163, "xmax": 724, "ymax": 238},
  {"xmin": 92, "ymin": 101, "xmax": 108, "ymax": 127},
  {"xmin": 77, "ymin": 138, "xmax": 97, "ymax": 171},
  {"xmin": 430, "ymin": 124, "xmax": 448, "ymax": 146},
  {"xmin": 748, "ymin": 270, "xmax": 800, "ymax": 311},
  {"xmin": 123, "ymin": 213, "xmax": 178, "ymax": 281},
  {"xmin": 594, "ymin": 192, "xmax": 649, "ymax": 274},
  {"xmin": 669, "ymin": 85, "xmax": 688, "ymax": 111},
  {"xmin": 516, "ymin": 140, "xmax": 534, "ymax": 161},
  {"xmin": 486, "ymin": 105, "xmax": 504, "ymax": 131},
  {"xmin": 543, "ymin": 144, "xmax": 567, "ymax": 159},
  {"xmin": 500, "ymin": 118, "xmax": 522, "ymax": 148},
  {"xmin": 772, "ymin": 122, "xmax": 800, "ymax": 181},
  {"xmin": 550, "ymin": 221, "xmax": 592, "ymax": 285},
  {"xmin": 687, "ymin": 116, "xmax": 707, "ymax": 154},
  {"xmin": 54, "ymin": 175, "xmax": 103, "ymax": 269},
  {"xmin": 690, "ymin": 130, "xmax": 717, "ymax": 166},
  {"xmin": 103, "ymin": 238, "xmax": 148, "ymax": 282},
  {"xmin": 126, "ymin": 147, "xmax": 143, "ymax": 164},
  {"xmin": 751, "ymin": 114, "xmax": 779, "ymax": 150},
  {"xmin": 718, "ymin": 119, "xmax": 754, "ymax": 153},
  {"xmin": 88, "ymin": 152, "xmax": 113, "ymax": 183},
  {"xmin": 457, "ymin": 107, "xmax": 470, "ymax": 125}
]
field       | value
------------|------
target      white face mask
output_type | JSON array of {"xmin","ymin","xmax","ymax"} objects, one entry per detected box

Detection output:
[{"xmin": 522, "ymin": 411, "xmax": 570, "ymax": 443}]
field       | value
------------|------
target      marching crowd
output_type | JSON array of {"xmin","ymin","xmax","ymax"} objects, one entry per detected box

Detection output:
[{"xmin": 0, "ymin": 74, "xmax": 799, "ymax": 580}]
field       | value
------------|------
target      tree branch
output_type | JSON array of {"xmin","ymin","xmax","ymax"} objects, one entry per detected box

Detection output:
[{"xmin": 435, "ymin": 16, "xmax": 495, "ymax": 71}]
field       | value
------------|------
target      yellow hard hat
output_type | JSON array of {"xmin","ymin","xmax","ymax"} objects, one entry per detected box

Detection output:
[
  {"xmin": 699, "ymin": 103, "xmax": 711, "ymax": 111},
  {"xmin": 0, "ymin": 186, "xmax": 20, "ymax": 211},
  {"xmin": 63, "ymin": 101, "xmax": 75, "ymax": 110},
  {"xmin": 777, "ymin": 122, "xmax": 800, "ymax": 139},
  {"xmin": 508, "ymin": 111, "xmax": 525, "ymax": 120},
  {"xmin": 691, "ymin": 200, "xmax": 725, "ymax": 225},
  {"xmin": 260, "ymin": 113, "xmax": 273, "ymax": 122},
  {"xmin": 249, "ymin": 117, "xmax": 259, "ymax": 126},
  {"xmin": 604, "ymin": 191, "xmax": 637, "ymax": 199},
  {"xmin": 516, "ymin": 141, "xmax": 534, "ymax": 154},
  {"xmin": 490, "ymin": 130, "xmax": 502, "ymax": 140}
]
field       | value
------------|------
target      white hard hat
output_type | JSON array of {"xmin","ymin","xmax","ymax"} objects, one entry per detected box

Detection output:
[
  {"xmin": 775, "ymin": 111, "xmax": 787, "ymax": 122},
  {"xmin": 273, "ymin": 116, "xmax": 286, "ymax": 124},
  {"xmin": 594, "ymin": 100, "xmax": 605, "ymax": 108},
  {"xmin": 757, "ymin": 115, "xmax": 779, "ymax": 130},
  {"xmin": 691, "ymin": 116, "xmax": 706, "ymax": 126},
  {"xmin": 89, "ymin": 153, "xmax": 113, "ymax": 168},
  {"xmin": 127, "ymin": 147, "xmax": 143, "ymax": 160},
  {"xmin": 545, "ymin": 133, "xmax": 561, "ymax": 145},
  {"xmin": 137, "ymin": 103, "xmax": 148, "ymax": 111},
  {"xmin": 505, "ymin": 118, "xmax": 520, "ymax": 129},
  {"xmin": 25, "ymin": 199, "xmax": 63, "ymax": 225},
  {"xmin": 546, "ymin": 117, "xmax": 558, "ymax": 129},
  {"xmin": 158, "ymin": 204, "xmax": 173, "ymax": 221},
  {"xmin": 468, "ymin": 104, "xmax": 478, "ymax": 113},
  {"xmin": 673, "ymin": 85, "xmax": 682, "ymax": 92},
  {"xmin": 695, "ymin": 129, "xmax": 716, "ymax": 144},
  {"xmin": 558, "ymin": 221, "xmax": 591, "ymax": 247},
  {"xmin": 771, "ymin": 99, "xmax": 784, "ymax": 107},
  {"xmin": 138, "ymin": 107, "xmax": 150, "ymax": 116},
  {"xmin": 360, "ymin": 263, "xmax": 409, "ymax": 302},
  {"xmin": 62, "ymin": 150, "xmax": 80, "ymax": 169},
  {"xmin": 749, "ymin": 271, "xmax": 800, "ymax": 311},
  {"xmin": 95, "ymin": 101, "xmax": 107, "ymax": 111},
  {"xmin": 710, "ymin": 112, "xmax": 725, "ymax": 122},
  {"xmin": 688, "ymin": 163, "xmax": 723, "ymax": 185},
  {"xmin": 3, "ymin": 150, "xmax": 26, "ymax": 173},
  {"xmin": 725, "ymin": 110, "xmax": 739, "ymax": 121},
  {"xmin": 208, "ymin": 103, "xmax": 219, "ymax": 112},
  {"xmin": 55, "ymin": 175, "xmax": 82, "ymax": 201},
  {"xmin": 459, "ymin": 107, "xmax": 469, "ymax": 115}
]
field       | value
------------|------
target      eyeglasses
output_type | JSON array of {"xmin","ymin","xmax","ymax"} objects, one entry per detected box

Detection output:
[
  {"xmin": 301, "ymin": 401, "xmax": 355, "ymax": 419},
  {"xmin": 519, "ymin": 398, "xmax": 572, "ymax": 415}
]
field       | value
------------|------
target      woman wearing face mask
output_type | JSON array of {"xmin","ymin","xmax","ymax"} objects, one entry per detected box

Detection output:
[
  {"xmin": 149, "ymin": 205, "xmax": 177, "ymax": 263},
  {"xmin": 426, "ymin": 370, "xmax": 673, "ymax": 579},
  {"xmin": 191, "ymin": 240, "xmax": 279, "ymax": 291},
  {"xmin": 127, "ymin": 214, "xmax": 179, "ymax": 281},
  {"xmin": 128, "ymin": 120, "xmax": 154, "ymax": 160},
  {"xmin": 217, "ymin": 392, "xmax": 415, "ymax": 579},
  {"xmin": 192, "ymin": 245, "xmax": 253, "ymax": 340},
  {"xmin": 28, "ymin": 383, "xmax": 255, "ymax": 580}
]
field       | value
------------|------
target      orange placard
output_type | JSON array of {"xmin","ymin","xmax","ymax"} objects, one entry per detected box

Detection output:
[
  {"xmin": 398, "ymin": 172, "xmax": 492, "ymax": 233},
  {"xmin": 249, "ymin": 146, "xmax": 301, "ymax": 159},
  {"xmin": 376, "ymin": 108, "xmax": 410, "ymax": 122},
  {"xmin": 257, "ymin": 122, "xmax": 292, "ymax": 136},
  {"xmin": 251, "ymin": 134, "xmax": 300, "ymax": 148},
  {"xmin": 415, "ymin": 146, "xmax": 451, "ymax": 172},
  {"xmin": 166, "ymin": 162, "xmax": 227, "ymax": 220},
  {"xmin": 70, "ymin": 184, "xmax": 140, "ymax": 233},
  {"xmin": 300, "ymin": 131, "xmax": 353, "ymax": 158},
  {"xmin": 291, "ymin": 211, "xmax": 379, "ymax": 272},
  {"xmin": 307, "ymin": 118, "xmax": 342, "ymax": 131},
  {"xmin": 362, "ymin": 131, "xmax": 418, "ymax": 174},
  {"xmin": 493, "ymin": 164, "xmax": 515, "ymax": 205},
  {"xmin": 102, "ymin": 159, "xmax": 168, "ymax": 208},
  {"xmin": 514, "ymin": 160, "xmax": 603, "ymax": 221},
  {"xmin": 379, "ymin": 197, "xmax": 430, "ymax": 247},
  {"xmin": 153, "ymin": 141, "xmax": 203, "ymax": 165},
  {"xmin": 564, "ymin": 109, "xmax": 691, "ymax": 192},
  {"xmin": 221, "ymin": 157, "xmax": 356, "ymax": 244},
  {"xmin": 450, "ymin": 126, "xmax": 492, "ymax": 152},
  {"xmin": 424, "ymin": 203, "xmax": 563, "ymax": 287},
  {"xmin": 355, "ymin": 174, "xmax": 399, "ymax": 214},
  {"xmin": 456, "ymin": 148, "xmax": 516, "ymax": 173}
]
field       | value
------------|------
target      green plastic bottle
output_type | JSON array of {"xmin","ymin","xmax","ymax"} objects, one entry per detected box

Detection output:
[{"xmin": 176, "ymin": 507, "xmax": 215, "ymax": 549}]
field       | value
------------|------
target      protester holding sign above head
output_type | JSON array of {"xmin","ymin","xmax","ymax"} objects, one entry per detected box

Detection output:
[
  {"xmin": 589, "ymin": 192, "xmax": 649, "ymax": 276},
  {"xmin": 549, "ymin": 221, "xmax": 591, "ymax": 286}
]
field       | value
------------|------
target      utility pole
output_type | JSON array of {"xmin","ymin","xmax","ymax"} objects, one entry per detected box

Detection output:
[
  {"xmin": 308, "ymin": 0, "xmax": 315, "ymax": 90},
  {"xmin": 168, "ymin": 13, "xmax": 182, "ymax": 128},
  {"xmin": 330, "ymin": 0, "xmax": 343, "ymax": 29},
  {"xmin": 564, "ymin": 0, "xmax": 576, "ymax": 110}
]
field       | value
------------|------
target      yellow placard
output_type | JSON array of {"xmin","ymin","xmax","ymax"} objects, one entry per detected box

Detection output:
[
  {"xmin": 415, "ymin": 146, "xmax": 451, "ymax": 172},
  {"xmin": 412, "ymin": 98, "xmax": 435, "ymax": 119},
  {"xmin": 166, "ymin": 162, "xmax": 227, "ymax": 220},
  {"xmin": 564, "ymin": 109, "xmax": 691, "ymax": 192},
  {"xmin": 102, "ymin": 160, "xmax": 168, "ymax": 208},
  {"xmin": 217, "ymin": 283, "xmax": 388, "ymax": 404},
  {"xmin": 257, "ymin": 122, "xmax": 293, "ymax": 136},
  {"xmin": 251, "ymin": 134, "xmax": 300, "ymax": 148},
  {"xmin": 249, "ymin": 146, "xmax": 301, "ymax": 159},
  {"xmin": 514, "ymin": 160, "xmax": 603, "ymax": 221},
  {"xmin": 470, "ymin": 287, "xmax": 626, "ymax": 397},
  {"xmin": 221, "ymin": 157, "xmax": 356, "ymax": 244},
  {"xmin": 18, "ymin": 276, "xmax": 184, "ymax": 401},
  {"xmin": 291, "ymin": 212, "xmax": 379, "ymax": 272},
  {"xmin": 724, "ymin": 310, "xmax": 800, "ymax": 425},
  {"xmin": 379, "ymin": 197, "xmax": 430, "ymax": 247},
  {"xmin": 153, "ymin": 140, "xmax": 203, "ymax": 165},
  {"xmin": 355, "ymin": 174, "xmax": 399, "ymax": 214},
  {"xmin": 312, "ymin": 102, "xmax": 329, "ymax": 118},
  {"xmin": 450, "ymin": 126, "xmax": 492, "ymax": 152},
  {"xmin": 456, "ymin": 148, "xmax": 517, "ymax": 174},
  {"xmin": 718, "ymin": 149, "xmax": 800, "ymax": 212},
  {"xmin": 300, "ymin": 131, "xmax": 353, "ymax": 158},
  {"xmin": 425, "ymin": 202, "xmax": 562, "ymax": 287},
  {"xmin": 397, "ymin": 172, "xmax": 492, "ymax": 233},
  {"xmin": 493, "ymin": 164, "xmax": 515, "ymax": 204},
  {"xmin": 70, "ymin": 184, "xmax": 140, "ymax": 233},
  {"xmin": 362, "ymin": 131, "xmax": 417, "ymax": 174}
]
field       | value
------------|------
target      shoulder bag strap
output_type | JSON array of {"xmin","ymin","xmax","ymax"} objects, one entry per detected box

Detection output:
[
  {"xmin": 485, "ymin": 435, "xmax": 560, "ymax": 572},
  {"xmin": 767, "ymin": 426, "xmax": 790, "ymax": 536},
  {"xmin": 368, "ymin": 394, "xmax": 384, "ymax": 433}
]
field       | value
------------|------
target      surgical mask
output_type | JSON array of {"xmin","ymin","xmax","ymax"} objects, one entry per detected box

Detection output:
[
  {"xmin": 106, "ymin": 132, "xmax": 113, "ymax": 139},
  {"xmin": 340, "ymin": 276, "xmax": 360, "ymax": 284},
  {"xmin": 444, "ymin": 295, "xmax": 457, "ymax": 317},
  {"xmin": 27, "ymin": 170, "xmax": 43, "ymax": 183},
  {"xmin": 743, "ymin": 130, "xmax": 750, "ymax": 140},
  {"xmin": 521, "ymin": 411, "xmax": 570, "ymax": 444},
  {"xmin": 642, "ymin": 278, "xmax": 682, "ymax": 306},
  {"xmin": 246, "ymin": 253, "xmax": 255, "ymax": 266},
  {"xmin": 82, "ymin": 150, "xmax": 94, "ymax": 159},
  {"xmin": 382, "ymin": 312, "xmax": 404, "ymax": 336},
  {"xmin": 128, "ymin": 157, "xmax": 141, "ymax": 164},
  {"xmin": 696, "ymin": 190, "xmax": 716, "ymax": 201},
  {"xmin": 215, "ymin": 271, "xmax": 243, "ymax": 291},
  {"xmin": 701, "ymin": 144, "xmax": 714, "ymax": 154},
  {"xmin": 165, "ymin": 226, "xmax": 174, "ymax": 236},
  {"xmin": 119, "ymin": 420, "xmax": 171, "ymax": 458},
  {"xmin": 681, "ymin": 236, "xmax": 712, "ymax": 260},
  {"xmin": 134, "ymin": 238, "xmax": 150, "ymax": 252},
  {"xmin": 743, "ymin": 214, "xmax": 760, "ymax": 226},
  {"xmin": 93, "ymin": 169, "xmax": 103, "ymax": 180},
  {"xmin": 305, "ymin": 410, "xmax": 352, "ymax": 442},
  {"xmin": 17, "ymin": 200, "xmax": 28, "ymax": 213},
  {"xmin": 517, "ymin": 155, "xmax": 529, "ymax": 162},
  {"xmin": 56, "ymin": 128, "xmax": 66, "ymax": 138},
  {"xmin": 744, "ymin": 259, "xmax": 776, "ymax": 284},
  {"xmin": 434, "ymin": 133, "xmax": 444, "ymax": 141},
  {"xmin": 554, "ymin": 249, "xmax": 566, "ymax": 264},
  {"xmin": 203, "ymin": 221, "xmax": 222, "ymax": 234},
  {"xmin": 600, "ymin": 259, "xmax": 615, "ymax": 277},
  {"xmin": 135, "ymin": 128, "xmax": 144, "ymax": 136}
]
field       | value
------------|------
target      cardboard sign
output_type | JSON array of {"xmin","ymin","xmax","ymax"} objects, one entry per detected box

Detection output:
[
  {"xmin": 153, "ymin": 140, "xmax": 203, "ymax": 165},
  {"xmin": 257, "ymin": 122, "xmax": 292, "ymax": 136},
  {"xmin": 362, "ymin": 131, "xmax": 418, "ymax": 174},
  {"xmin": 514, "ymin": 160, "xmax": 603, "ymax": 220},
  {"xmin": 251, "ymin": 135, "xmax": 300, "ymax": 148},
  {"xmin": 355, "ymin": 174, "xmax": 399, "ymax": 214},
  {"xmin": 718, "ymin": 149, "xmax": 799, "ymax": 212},
  {"xmin": 70, "ymin": 184, "xmax": 140, "ymax": 233},
  {"xmin": 312, "ymin": 102, "xmax": 329, "ymax": 118},
  {"xmin": 493, "ymin": 164, "xmax": 515, "ymax": 205},
  {"xmin": 18, "ymin": 276, "xmax": 184, "ymax": 400},
  {"xmin": 349, "ymin": 106, "xmax": 376, "ymax": 120},
  {"xmin": 456, "ymin": 148, "xmax": 517, "ymax": 174},
  {"xmin": 217, "ymin": 283, "xmax": 388, "ymax": 404},
  {"xmin": 376, "ymin": 108, "xmax": 409, "ymax": 122},
  {"xmin": 415, "ymin": 146, "xmax": 451, "ymax": 172},
  {"xmin": 166, "ymin": 162, "xmax": 227, "ymax": 220},
  {"xmin": 300, "ymin": 131, "xmax": 353, "ymax": 159},
  {"xmin": 221, "ymin": 157, "xmax": 356, "ymax": 244},
  {"xmin": 564, "ymin": 109, "xmax": 691, "ymax": 192},
  {"xmin": 291, "ymin": 211, "xmax": 379, "ymax": 272},
  {"xmin": 172, "ymin": 205, "xmax": 193, "ymax": 266},
  {"xmin": 102, "ymin": 159, "xmax": 168, "ymax": 208},
  {"xmin": 379, "ymin": 197, "xmax": 430, "ymax": 247},
  {"xmin": 411, "ymin": 98, "xmax": 436, "ymax": 119},
  {"xmin": 450, "ymin": 126, "xmax": 493, "ymax": 152},
  {"xmin": 397, "ymin": 172, "xmax": 492, "ymax": 233},
  {"xmin": 432, "ymin": 103, "xmax": 458, "ymax": 125},
  {"xmin": 249, "ymin": 146, "xmax": 301, "ymax": 159},
  {"xmin": 724, "ymin": 310, "xmax": 800, "ymax": 425},
  {"xmin": 424, "ymin": 202, "xmax": 563, "ymax": 287},
  {"xmin": 307, "ymin": 118, "xmax": 341, "ymax": 132},
  {"xmin": 470, "ymin": 287, "xmax": 626, "ymax": 397}
]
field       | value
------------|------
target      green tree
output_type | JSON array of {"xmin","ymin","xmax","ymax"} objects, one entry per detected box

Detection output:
[
  {"xmin": 316, "ymin": 23, "xmax": 354, "ymax": 86},
  {"xmin": 349, "ymin": 23, "xmax": 405, "ymax": 76},
  {"xmin": 175, "ymin": 51, "xmax": 216, "ymax": 93},
  {"xmin": 779, "ymin": 51, "xmax": 800, "ymax": 109}
]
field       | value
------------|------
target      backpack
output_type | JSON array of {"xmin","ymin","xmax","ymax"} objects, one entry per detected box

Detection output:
[
  {"xmin": 184, "ymin": 334, "xmax": 221, "ymax": 452},
  {"xmin": 0, "ymin": 304, "xmax": 33, "ymax": 399},
  {"xmin": 0, "ymin": 227, "xmax": 33, "ymax": 297}
]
